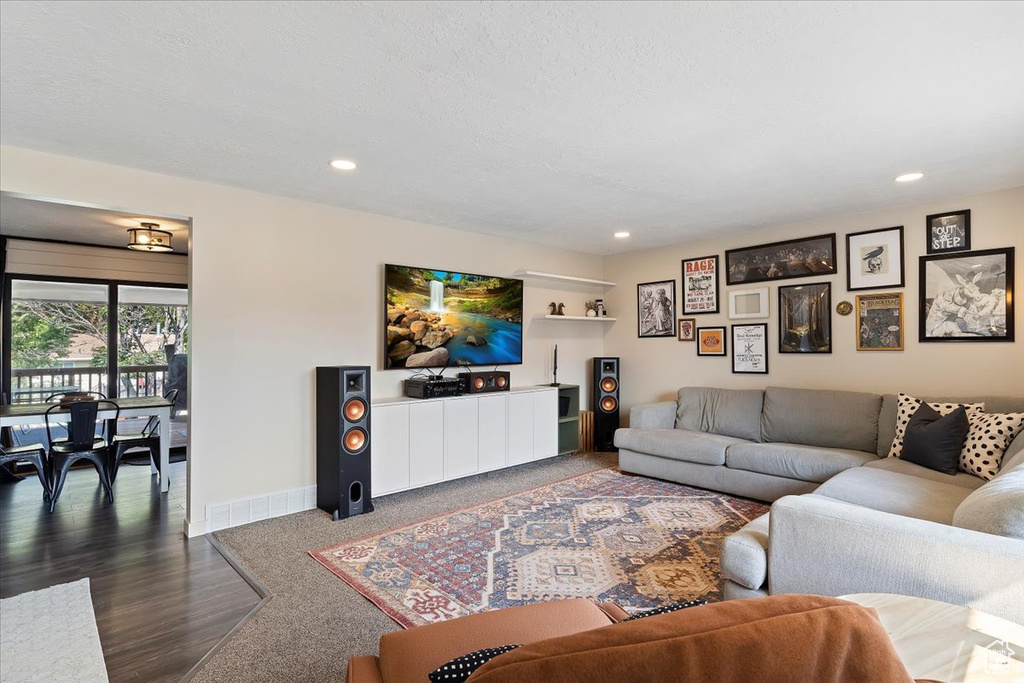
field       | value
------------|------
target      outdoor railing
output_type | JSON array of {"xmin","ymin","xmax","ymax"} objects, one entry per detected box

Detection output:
[{"xmin": 10, "ymin": 365, "xmax": 168, "ymax": 403}]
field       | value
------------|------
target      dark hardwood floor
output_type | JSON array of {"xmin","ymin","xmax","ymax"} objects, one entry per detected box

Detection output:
[{"xmin": 0, "ymin": 460, "xmax": 262, "ymax": 682}]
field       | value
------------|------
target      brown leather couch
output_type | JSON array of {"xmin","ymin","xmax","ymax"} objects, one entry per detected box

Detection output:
[{"xmin": 347, "ymin": 595, "xmax": 921, "ymax": 683}]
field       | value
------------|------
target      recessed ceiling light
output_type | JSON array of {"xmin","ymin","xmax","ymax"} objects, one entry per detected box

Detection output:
[
  {"xmin": 894, "ymin": 172, "xmax": 924, "ymax": 183},
  {"xmin": 614, "ymin": 231, "xmax": 630, "ymax": 238},
  {"xmin": 329, "ymin": 159, "xmax": 357, "ymax": 171}
]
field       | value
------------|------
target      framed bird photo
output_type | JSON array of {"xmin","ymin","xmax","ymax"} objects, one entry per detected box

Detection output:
[{"xmin": 846, "ymin": 226, "xmax": 905, "ymax": 291}]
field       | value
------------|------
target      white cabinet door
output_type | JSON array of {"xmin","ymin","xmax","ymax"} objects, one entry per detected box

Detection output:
[
  {"xmin": 478, "ymin": 395, "xmax": 508, "ymax": 472},
  {"xmin": 371, "ymin": 404, "xmax": 410, "ymax": 495},
  {"xmin": 444, "ymin": 397, "xmax": 479, "ymax": 479},
  {"xmin": 533, "ymin": 389, "xmax": 558, "ymax": 460},
  {"xmin": 409, "ymin": 401, "xmax": 444, "ymax": 487},
  {"xmin": 507, "ymin": 392, "xmax": 535, "ymax": 466}
]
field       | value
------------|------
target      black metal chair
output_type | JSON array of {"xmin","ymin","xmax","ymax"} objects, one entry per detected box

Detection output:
[
  {"xmin": 45, "ymin": 400, "xmax": 119, "ymax": 512},
  {"xmin": 0, "ymin": 443, "xmax": 51, "ymax": 500},
  {"xmin": 109, "ymin": 389, "xmax": 178, "ymax": 486}
]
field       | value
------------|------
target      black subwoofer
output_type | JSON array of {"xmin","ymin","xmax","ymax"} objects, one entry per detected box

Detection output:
[
  {"xmin": 592, "ymin": 357, "xmax": 620, "ymax": 452},
  {"xmin": 316, "ymin": 365, "xmax": 374, "ymax": 520}
]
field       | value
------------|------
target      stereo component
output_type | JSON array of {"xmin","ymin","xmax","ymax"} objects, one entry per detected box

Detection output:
[
  {"xmin": 592, "ymin": 357, "xmax": 620, "ymax": 452},
  {"xmin": 403, "ymin": 376, "xmax": 464, "ymax": 399},
  {"xmin": 458, "ymin": 371, "xmax": 511, "ymax": 394},
  {"xmin": 316, "ymin": 365, "xmax": 374, "ymax": 520}
]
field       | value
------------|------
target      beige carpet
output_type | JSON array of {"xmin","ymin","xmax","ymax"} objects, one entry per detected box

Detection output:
[{"xmin": 195, "ymin": 453, "xmax": 616, "ymax": 682}]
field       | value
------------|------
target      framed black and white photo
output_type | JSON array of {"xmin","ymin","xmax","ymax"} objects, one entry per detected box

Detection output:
[
  {"xmin": 728, "ymin": 287, "xmax": 769, "ymax": 319},
  {"xmin": 637, "ymin": 280, "xmax": 676, "ymax": 338},
  {"xmin": 920, "ymin": 248, "xmax": 1014, "ymax": 342},
  {"xmin": 697, "ymin": 326, "xmax": 727, "ymax": 356},
  {"xmin": 732, "ymin": 323, "xmax": 768, "ymax": 374},
  {"xmin": 856, "ymin": 293, "xmax": 904, "ymax": 351},
  {"xmin": 926, "ymin": 210, "xmax": 971, "ymax": 254},
  {"xmin": 681, "ymin": 255, "xmax": 719, "ymax": 314},
  {"xmin": 846, "ymin": 226, "xmax": 905, "ymax": 291},
  {"xmin": 725, "ymin": 233, "xmax": 836, "ymax": 285},
  {"xmin": 778, "ymin": 282, "xmax": 832, "ymax": 353}
]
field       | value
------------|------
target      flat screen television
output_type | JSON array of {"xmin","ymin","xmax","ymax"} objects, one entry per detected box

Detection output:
[{"xmin": 384, "ymin": 264, "xmax": 524, "ymax": 369}]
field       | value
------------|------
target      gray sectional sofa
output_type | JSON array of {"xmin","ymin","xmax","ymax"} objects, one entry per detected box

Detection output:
[{"xmin": 613, "ymin": 386, "xmax": 1024, "ymax": 623}]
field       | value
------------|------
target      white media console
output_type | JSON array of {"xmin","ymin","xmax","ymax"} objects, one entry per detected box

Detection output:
[{"xmin": 371, "ymin": 386, "xmax": 559, "ymax": 496}]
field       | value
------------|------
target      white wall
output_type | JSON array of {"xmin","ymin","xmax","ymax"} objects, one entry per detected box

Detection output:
[
  {"xmin": 0, "ymin": 146, "xmax": 608, "ymax": 534},
  {"xmin": 604, "ymin": 186, "xmax": 1024, "ymax": 417}
]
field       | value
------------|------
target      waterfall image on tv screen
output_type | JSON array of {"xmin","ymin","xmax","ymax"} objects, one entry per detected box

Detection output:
[{"xmin": 385, "ymin": 265, "xmax": 524, "ymax": 369}]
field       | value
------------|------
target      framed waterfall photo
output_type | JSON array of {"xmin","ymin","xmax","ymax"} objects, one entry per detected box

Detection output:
[{"xmin": 637, "ymin": 280, "xmax": 676, "ymax": 338}]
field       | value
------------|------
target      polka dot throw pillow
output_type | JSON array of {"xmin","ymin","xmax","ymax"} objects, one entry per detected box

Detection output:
[
  {"xmin": 959, "ymin": 411, "xmax": 1024, "ymax": 481},
  {"xmin": 428, "ymin": 644, "xmax": 521, "ymax": 683},
  {"xmin": 887, "ymin": 393, "xmax": 984, "ymax": 459}
]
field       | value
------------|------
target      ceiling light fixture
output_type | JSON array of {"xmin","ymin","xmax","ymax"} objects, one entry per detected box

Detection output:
[
  {"xmin": 614, "ymin": 231, "xmax": 630, "ymax": 238},
  {"xmin": 127, "ymin": 222, "xmax": 173, "ymax": 252},
  {"xmin": 329, "ymin": 159, "xmax": 357, "ymax": 171},
  {"xmin": 894, "ymin": 172, "xmax": 924, "ymax": 183}
]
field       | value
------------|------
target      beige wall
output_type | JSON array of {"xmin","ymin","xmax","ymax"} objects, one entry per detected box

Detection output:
[
  {"xmin": 0, "ymin": 146, "xmax": 607, "ymax": 534},
  {"xmin": 604, "ymin": 186, "xmax": 1024, "ymax": 417}
]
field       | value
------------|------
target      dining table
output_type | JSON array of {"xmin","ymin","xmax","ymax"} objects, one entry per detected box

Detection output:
[{"xmin": 0, "ymin": 395, "xmax": 176, "ymax": 493}]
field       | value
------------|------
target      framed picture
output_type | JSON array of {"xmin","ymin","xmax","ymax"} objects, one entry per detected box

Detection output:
[
  {"xmin": 846, "ymin": 226, "xmax": 905, "ymax": 291},
  {"xmin": 678, "ymin": 318, "xmax": 696, "ymax": 341},
  {"xmin": 697, "ymin": 327, "xmax": 727, "ymax": 356},
  {"xmin": 725, "ymin": 233, "xmax": 837, "ymax": 285},
  {"xmin": 856, "ymin": 293, "xmax": 904, "ymax": 351},
  {"xmin": 920, "ymin": 248, "xmax": 1014, "ymax": 342},
  {"xmin": 926, "ymin": 210, "xmax": 971, "ymax": 254},
  {"xmin": 637, "ymin": 280, "xmax": 676, "ymax": 338},
  {"xmin": 681, "ymin": 255, "xmax": 720, "ymax": 314},
  {"xmin": 728, "ymin": 287, "xmax": 769, "ymax": 319},
  {"xmin": 732, "ymin": 323, "xmax": 769, "ymax": 374},
  {"xmin": 778, "ymin": 282, "xmax": 832, "ymax": 353}
]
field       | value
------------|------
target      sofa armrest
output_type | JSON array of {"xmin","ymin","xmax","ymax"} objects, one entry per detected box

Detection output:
[
  {"xmin": 346, "ymin": 656, "xmax": 383, "ymax": 683},
  {"xmin": 628, "ymin": 402, "xmax": 677, "ymax": 430},
  {"xmin": 768, "ymin": 494, "xmax": 1024, "ymax": 624}
]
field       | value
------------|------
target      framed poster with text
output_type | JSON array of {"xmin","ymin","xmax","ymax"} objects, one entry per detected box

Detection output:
[
  {"xmin": 681, "ymin": 255, "xmax": 720, "ymax": 314},
  {"xmin": 732, "ymin": 323, "xmax": 768, "ymax": 373}
]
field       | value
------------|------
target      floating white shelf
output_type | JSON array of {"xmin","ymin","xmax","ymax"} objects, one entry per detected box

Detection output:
[
  {"xmin": 536, "ymin": 314, "xmax": 617, "ymax": 322},
  {"xmin": 515, "ymin": 270, "xmax": 616, "ymax": 287}
]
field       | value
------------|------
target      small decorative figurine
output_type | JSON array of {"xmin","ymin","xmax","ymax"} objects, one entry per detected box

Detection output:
[{"xmin": 556, "ymin": 302, "xmax": 565, "ymax": 315}]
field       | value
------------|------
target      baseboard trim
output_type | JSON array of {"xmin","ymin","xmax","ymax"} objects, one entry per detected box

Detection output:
[{"xmin": 201, "ymin": 484, "xmax": 318, "ymax": 534}]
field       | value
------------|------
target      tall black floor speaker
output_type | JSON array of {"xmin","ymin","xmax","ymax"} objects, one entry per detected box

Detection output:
[
  {"xmin": 592, "ymin": 357, "xmax": 620, "ymax": 452},
  {"xmin": 316, "ymin": 365, "xmax": 374, "ymax": 520}
]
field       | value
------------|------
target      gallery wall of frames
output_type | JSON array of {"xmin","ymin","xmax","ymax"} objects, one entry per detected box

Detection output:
[{"xmin": 604, "ymin": 186, "xmax": 1024, "ymax": 407}]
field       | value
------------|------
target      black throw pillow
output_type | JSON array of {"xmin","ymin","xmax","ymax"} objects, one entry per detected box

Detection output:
[
  {"xmin": 623, "ymin": 597, "xmax": 707, "ymax": 621},
  {"xmin": 902, "ymin": 404, "xmax": 969, "ymax": 475},
  {"xmin": 428, "ymin": 644, "xmax": 520, "ymax": 683}
]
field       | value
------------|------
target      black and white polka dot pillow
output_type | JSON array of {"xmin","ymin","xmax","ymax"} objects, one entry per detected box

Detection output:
[
  {"xmin": 624, "ymin": 598, "xmax": 707, "ymax": 621},
  {"xmin": 887, "ymin": 393, "xmax": 984, "ymax": 459},
  {"xmin": 959, "ymin": 411, "xmax": 1024, "ymax": 481},
  {"xmin": 428, "ymin": 644, "xmax": 521, "ymax": 683}
]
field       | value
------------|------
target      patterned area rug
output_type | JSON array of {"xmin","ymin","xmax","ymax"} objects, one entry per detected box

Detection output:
[{"xmin": 310, "ymin": 467, "xmax": 768, "ymax": 628}]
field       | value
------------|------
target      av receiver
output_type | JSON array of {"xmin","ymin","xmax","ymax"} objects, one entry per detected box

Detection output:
[{"xmin": 403, "ymin": 376, "xmax": 463, "ymax": 399}]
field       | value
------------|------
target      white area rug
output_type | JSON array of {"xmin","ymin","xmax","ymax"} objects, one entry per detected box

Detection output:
[{"xmin": 0, "ymin": 578, "xmax": 108, "ymax": 683}]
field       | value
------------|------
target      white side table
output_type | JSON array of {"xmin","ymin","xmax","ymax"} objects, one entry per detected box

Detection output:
[{"xmin": 842, "ymin": 593, "xmax": 1024, "ymax": 682}]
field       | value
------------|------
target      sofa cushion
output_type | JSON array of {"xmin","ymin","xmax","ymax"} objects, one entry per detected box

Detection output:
[
  {"xmin": 953, "ymin": 467, "xmax": 1024, "ymax": 540},
  {"xmin": 469, "ymin": 595, "xmax": 915, "ymax": 683},
  {"xmin": 614, "ymin": 428, "xmax": 745, "ymax": 466},
  {"xmin": 761, "ymin": 386, "xmax": 881, "ymax": 453},
  {"xmin": 720, "ymin": 512, "xmax": 770, "ymax": 590},
  {"xmin": 725, "ymin": 442, "xmax": 875, "ymax": 483},
  {"xmin": 877, "ymin": 393, "xmax": 1024, "ymax": 457},
  {"xmin": 675, "ymin": 387, "xmax": 764, "ymax": 441},
  {"xmin": 812, "ymin": 467, "xmax": 973, "ymax": 525},
  {"xmin": 861, "ymin": 457, "xmax": 984, "ymax": 490}
]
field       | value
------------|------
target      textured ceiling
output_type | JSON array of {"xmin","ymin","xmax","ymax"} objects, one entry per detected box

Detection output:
[
  {"xmin": 1, "ymin": 1, "xmax": 1022, "ymax": 255},
  {"xmin": 0, "ymin": 194, "xmax": 190, "ymax": 253}
]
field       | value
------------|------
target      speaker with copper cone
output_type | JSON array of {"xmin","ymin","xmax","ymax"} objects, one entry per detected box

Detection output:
[
  {"xmin": 316, "ymin": 366, "xmax": 374, "ymax": 520},
  {"xmin": 592, "ymin": 357, "xmax": 620, "ymax": 452}
]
